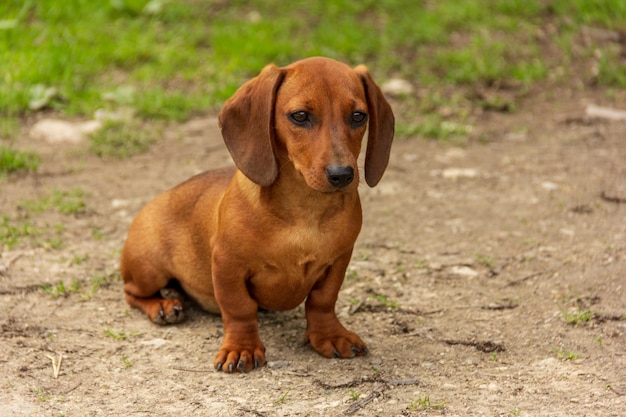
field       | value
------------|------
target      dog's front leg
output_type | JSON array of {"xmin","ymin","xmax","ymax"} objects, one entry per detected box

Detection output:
[
  {"xmin": 212, "ymin": 249, "xmax": 265, "ymax": 373},
  {"xmin": 304, "ymin": 251, "xmax": 368, "ymax": 359}
]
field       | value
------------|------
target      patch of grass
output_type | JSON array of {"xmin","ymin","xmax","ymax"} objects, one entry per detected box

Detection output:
[
  {"xmin": 562, "ymin": 308, "xmax": 595, "ymax": 325},
  {"xmin": 476, "ymin": 254, "xmax": 495, "ymax": 268},
  {"xmin": 121, "ymin": 354, "xmax": 133, "ymax": 369},
  {"xmin": 0, "ymin": 215, "xmax": 40, "ymax": 249},
  {"xmin": 41, "ymin": 279, "xmax": 80, "ymax": 298},
  {"xmin": 553, "ymin": 347, "xmax": 581, "ymax": 361},
  {"xmin": 70, "ymin": 254, "xmax": 89, "ymax": 265},
  {"xmin": 396, "ymin": 116, "xmax": 473, "ymax": 142},
  {"xmin": 32, "ymin": 388, "xmax": 52, "ymax": 402},
  {"xmin": 348, "ymin": 389, "xmax": 360, "ymax": 401},
  {"xmin": 409, "ymin": 395, "xmax": 446, "ymax": 410},
  {"xmin": 21, "ymin": 188, "xmax": 88, "ymax": 215},
  {"xmin": 89, "ymin": 120, "xmax": 157, "ymax": 159},
  {"xmin": 0, "ymin": 117, "xmax": 20, "ymax": 139},
  {"xmin": 596, "ymin": 48, "xmax": 626, "ymax": 88},
  {"xmin": 370, "ymin": 292, "xmax": 400, "ymax": 309},
  {"xmin": 0, "ymin": 146, "xmax": 40, "ymax": 177},
  {"xmin": 104, "ymin": 328, "xmax": 137, "ymax": 341},
  {"xmin": 83, "ymin": 272, "xmax": 117, "ymax": 300}
]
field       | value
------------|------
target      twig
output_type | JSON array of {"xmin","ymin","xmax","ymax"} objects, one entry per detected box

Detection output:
[
  {"xmin": 600, "ymin": 191, "xmax": 626, "ymax": 204},
  {"xmin": 315, "ymin": 376, "xmax": 418, "ymax": 415},
  {"xmin": 344, "ymin": 387, "xmax": 383, "ymax": 415},
  {"xmin": 45, "ymin": 352, "xmax": 63, "ymax": 379},
  {"xmin": 443, "ymin": 339, "xmax": 505, "ymax": 353},
  {"xmin": 503, "ymin": 271, "xmax": 547, "ymax": 287},
  {"xmin": 239, "ymin": 407, "xmax": 267, "ymax": 417},
  {"xmin": 0, "ymin": 284, "xmax": 42, "ymax": 295},
  {"xmin": 62, "ymin": 382, "xmax": 82, "ymax": 395},
  {"xmin": 315, "ymin": 376, "xmax": 384, "ymax": 390}
]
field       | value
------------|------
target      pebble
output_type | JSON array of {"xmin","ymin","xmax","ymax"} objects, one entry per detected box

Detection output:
[
  {"xmin": 541, "ymin": 181, "xmax": 559, "ymax": 191},
  {"xmin": 30, "ymin": 118, "xmax": 102, "ymax": 144},
  {"xmin": 267, "ymin": 360, "xmax": 289, "ymax": 369},
  {"xmin": 140, "ymin": 338, "xmax": 168, "ymax": 348},
  {"xmin": 449, "ymin": 266, "xmax": 479, "ymax": 278},
  {"xmin": 381, "ymin": 78, "xmax": 414, "ymax": 97},
  {"xmin": 586, "ymin": 104, "xmax": 626, "ymax": 121},
  {"xmin": 431, "ymin": 168, "xmax": 479, "ymax": 179}
]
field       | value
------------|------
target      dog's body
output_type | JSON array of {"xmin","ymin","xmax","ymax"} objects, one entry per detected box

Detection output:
[{"xmin": 120, "ymin": 57, "xmax": 394, "ymax": 372}]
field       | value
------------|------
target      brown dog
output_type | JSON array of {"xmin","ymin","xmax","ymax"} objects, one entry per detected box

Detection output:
[{"xmin": 120, "ymin": 57, "xmax": 394, "ymax": 372}]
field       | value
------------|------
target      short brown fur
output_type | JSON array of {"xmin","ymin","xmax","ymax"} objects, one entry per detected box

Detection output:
[{"xmin": 120, "ymin": 57, "xmax": 394, "ymax": 372}]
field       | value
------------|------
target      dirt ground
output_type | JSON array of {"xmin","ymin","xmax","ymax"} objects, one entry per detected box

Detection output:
[{"xmin": 1, "ymin": 86, "xmax": 625, "ymax": 416}]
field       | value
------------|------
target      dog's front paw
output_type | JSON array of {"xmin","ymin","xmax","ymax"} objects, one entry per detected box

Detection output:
[
  {"xmin": 305, "ymin": 329, "xmax": 368, "ymax": 359},
  {"xmin": 214, "ymin": 340, "xmax": 266, "ymax": 373}
]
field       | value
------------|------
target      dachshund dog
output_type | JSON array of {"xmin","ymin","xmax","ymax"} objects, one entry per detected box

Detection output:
[{"xmin": 120, "ymin": 57, "xmax": 394, "ymax": 372}]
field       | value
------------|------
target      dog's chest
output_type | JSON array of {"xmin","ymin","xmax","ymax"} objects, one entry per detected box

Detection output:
[
  {"xmin": 270, "ymin": 224, "xmax": 337, "ymax": 276},
  {"xmin": 247, "ymin": 220, "xmax": 353, "ymax": 310}
]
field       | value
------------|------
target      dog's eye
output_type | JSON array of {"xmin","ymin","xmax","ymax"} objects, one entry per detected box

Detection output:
[
  {"xmin": 289, "ymin": 111, "xmax": 310, "ymax": 126},
  {"xmin": 351, "ymin": 112, "xmax": 368, "ymax": 126}
]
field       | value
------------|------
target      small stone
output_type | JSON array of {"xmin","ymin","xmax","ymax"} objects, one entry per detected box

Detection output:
[
  {"xmin": 140, "ymin": 338, "xmax": 168, "ymax": 348},
  {"xmin": 441, "ymin": 168, "xmax": 478, "ymax": 179},
  {"xmin": 111, "ymin": 199, "xmax": 131, "ymax": 209},
  {"xmin": 586, "ymin": 104, "xmax": 626, "ymax": 121},
  {"xmin": 30, "ymin": 118, "xmax": 103, "ymax": 144},
  {"xmin": 267, "ymin": 360, "xmax": 289, "ymax": 369},
  {"xmin": 381, "ymin": 78, "xmax": 414, "ymax": 97},
  {"xmin": 541, "ymin": 181, "xmax": 559, "ymax": 191},
  {"xmin": 449, "ymin": 266, "xmax": 479, "ymax": 278}
]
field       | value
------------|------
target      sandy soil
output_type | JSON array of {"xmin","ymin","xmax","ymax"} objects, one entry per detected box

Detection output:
[{"xmin": 1, "ymin": 88, "xmax": 625, "ymax": 416}]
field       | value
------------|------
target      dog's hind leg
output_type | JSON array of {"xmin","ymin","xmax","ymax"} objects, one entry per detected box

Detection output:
[{"xmin": 122, "ymin": 265, "xmax": 185, "ymax": 325}]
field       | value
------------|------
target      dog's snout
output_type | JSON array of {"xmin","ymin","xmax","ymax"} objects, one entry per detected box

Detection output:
[{"xmin": 325, "ymin": 165, "xmax": 354, "ymax": 188}]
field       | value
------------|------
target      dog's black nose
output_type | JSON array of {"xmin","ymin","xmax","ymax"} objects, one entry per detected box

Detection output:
[{"xmin": 325, "ymin": 165, "xmax": 354, "ymax": 188}]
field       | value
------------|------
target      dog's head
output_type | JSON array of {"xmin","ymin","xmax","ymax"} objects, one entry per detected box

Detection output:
[{"xmin": 219, "ymin": 57, "xmax": 394, "ymax": 191}]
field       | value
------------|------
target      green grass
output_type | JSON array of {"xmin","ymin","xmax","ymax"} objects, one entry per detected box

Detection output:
[
  {"xmin": 0, "ymin": 0, "xmax": 626, "ymax": 120},
  {"xmin": 20, "ymin": 188, "xmax": 88, "ymax": 215},
  {"xmin": 121, "ymin": 354, "xmax": 133, "ymax": 369},
  {"xmin": 89, "ymin": 120, "xmax": 157, "ymax": 158},
  {"xmin": 32, "ymin": 388, "xmax": 53, "ymax": 402},
  {"xmin": 348, "ymin": 389, "xmax": 360, "ymax": 401},
  {"xmin": 0, "ymin": 215, "xmax": 39, "ymax": 249},
  {"xmin": 409, "ymin": 395, "xmax": 446, "ymax": 410},
  {"xmin": 41, "ymin": 279, "xmax": 80, "ymax": 298},
  {"xmin": 370, "ymin": 292, "xmax": 400, "ymax": 309},
  {"xmin": 104, "ymin": 328, "xmax": 137, "ymax": 341},
  {"xmin": 0, "ymin": 146, "xmax": 40, "ymax": 177},
  {"xmin": 553, "ymin": 347, "xmax": 581, "ymax": 361},
  {"xmin": 1, "ymin": 188, "xmax": 89, "ymax": 249},
  {"xmin": 563, "ymin": 308, "xmax": 595, "ymax": 325},
  {"xmin": 1, "ymin": 0, "xmax": 625, "ymax": 143}
]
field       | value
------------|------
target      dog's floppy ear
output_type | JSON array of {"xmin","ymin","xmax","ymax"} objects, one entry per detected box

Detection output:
[
  {"xmin": 218, "ymin": 64, "xmax": 285, "ymax": 187},
  {"xmin": 354, "ymin": 65, "xmax": 395, "ymax": 187}
]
